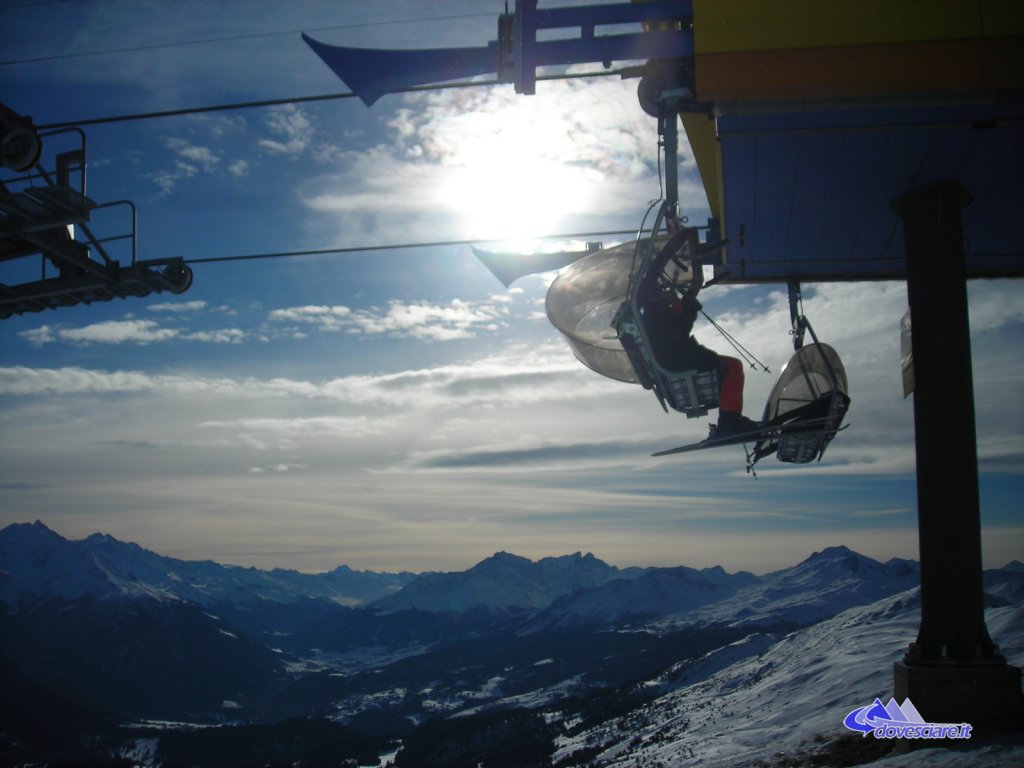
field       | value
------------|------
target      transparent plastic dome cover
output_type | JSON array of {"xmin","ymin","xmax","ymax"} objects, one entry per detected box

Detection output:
[
  {"xmin": 545, "ymin": 244, "xmax": 638, "ymax": 383},
  {"xmin": 763, "ymin": 343, "xmax": 848, "ymax": 421}
]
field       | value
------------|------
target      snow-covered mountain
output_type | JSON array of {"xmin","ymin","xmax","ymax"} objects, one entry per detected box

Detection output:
[
  {"xmin": 0, "ymin": 521, "xmax": 418, "ymax": 720},
  {"xmin": 371, "ymin": 550, "xmax": 642, "ymax": 613},
  {"xmin": 523, "ymin": 546, "xmax": 919, "ymax": 633},
  {"xmin": 2, "ymin": 521, "xmax": 1022, "ymax": 766},
  {"xmin": 985, "ymin": 560, "xmax": 1024, "ymax": 606},
  {"xmin": 0, "ymin": 525, "xmax": 924, "ymax": 627},
  {"xmin": 668, "ymin": 545, "xmax": 923, "ymax": 629},
  {"xmin": 554, "ymin": 591, "xmax": 1024, "ymax": 767},
  {"xmin": 529, "ymin": 565, "xmax": 759, "ymax": 629},
  {"xmin": 0, "ymin": 520, "xmax": 416, "ymax": 609}
]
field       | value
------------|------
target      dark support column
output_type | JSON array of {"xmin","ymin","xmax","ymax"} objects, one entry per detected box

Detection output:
[
  {"xmin": 892, "ymin": 181, "xmax": 1022, "ymax": 731},
  {"xmin": 661, "ymin": 107, "xmax": 680, "ymax": 219}
]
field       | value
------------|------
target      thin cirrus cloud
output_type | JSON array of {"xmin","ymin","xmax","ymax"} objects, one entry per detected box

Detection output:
[
  {"xmin": 268, "ymin": 298, "xmax": 510, "ymax": 341},
  {"xmin": 200, "ymin": 415, "xmax": 388, "ymax": 440},
  {"xmin": 407, "ymin": 437, "xmax": 651, "ymax": 471},
  {"xmin": 126, "ymin": 296, "xmax": 517, "ymax": 344},
  {"xmin": 17, "ymin": 319, "xmax": 245, "ymax": 346},
  {"xmin": 147, "ymin": 300, "xmax": 208, "ymax": 313},
  {"xmin": 148, "ymin": 138, "xmax": 224, "ymax": 195},
  {"xmin": 0, "ymin": 344, "xmax": 603, "ymax": 410},
  {"xmin": 156, "ymin": 106, "xmax": 340, "ymax": 189},
  {"xmin": 21, "ymin": 319, "xmax": 178, "ymax": 346},
  {"xmin": 257, "ymin": 105, "xmax": 315, "ymax": 156}
]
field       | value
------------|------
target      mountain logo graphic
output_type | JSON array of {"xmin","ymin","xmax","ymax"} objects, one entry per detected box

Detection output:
[{"xmin": 843, "ymin": 697, "xmax": 972, "ymax": 740}]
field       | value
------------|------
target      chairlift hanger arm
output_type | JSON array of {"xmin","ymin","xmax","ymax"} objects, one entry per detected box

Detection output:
[
  {"xmin": 304, "ymin": 1, "xmax": 695, "ymax": 105},
  {"xmin": 788, "ymin": 281, "xmax": 807, "ymax": 350}
]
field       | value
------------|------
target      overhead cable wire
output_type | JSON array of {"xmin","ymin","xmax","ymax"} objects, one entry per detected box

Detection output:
[
  {"xmin": 40, "ymin": 91, "xmax": 360, "ymax": 129},
  {"xmin": 185, "ymin": 229, "xmax": 639, "ymax": 266},
  {"xmin": 37, "ymin": 69, "xmax": 624, "ymax": 129},
  {"xmin": 0, "ymin": 11, "xmax": 495, "ymax": 66}
]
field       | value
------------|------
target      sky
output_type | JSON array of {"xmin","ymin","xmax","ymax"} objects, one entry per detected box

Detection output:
[{"xmin": 1, "ymin": 0, "xmax": 1022, "ymax": 575}]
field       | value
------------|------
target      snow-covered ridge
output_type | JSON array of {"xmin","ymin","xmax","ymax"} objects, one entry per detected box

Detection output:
[
  {"xmin": 666, "ymin": 544, "xmax": 924, "ymax": 629},
  {"xmin": 527, "ymin": 565, "xmax": 759, "ymax": 630},
  {"xmin": 0, "ymin": 520, "xmax": 415, "ymax": 608},
  {"xmin": 370, "ymin": 550, "xmax": 644, "ymax": 613},
  {"xmin": 556, "ymin": 592, "xmax": 1024, "ymax": 767},
  {"xmin": 2, "ymin": 521, "xmax": 1022, "ymax": 766},
  {"xmin": 3, "ymin": 523, "xmax": 1020, "ymax": 635}
]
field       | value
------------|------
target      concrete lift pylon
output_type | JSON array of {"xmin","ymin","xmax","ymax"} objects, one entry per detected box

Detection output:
[{"xmin": 893, "ymin": 181, "xmax": 1022, "ymax": 729}]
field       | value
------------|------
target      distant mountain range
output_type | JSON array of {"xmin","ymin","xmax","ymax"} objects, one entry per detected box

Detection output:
[
  {"xmin": 0, "ymin": 519, "xmax": 417, "ymax": 609},
  {"xmin": 1, "ymin": 520, "xmax": 1021, "ymax": 767},
  {"xmin": 372, "ymin": 550, "xmax": 643, "ymax": 613},
  {"xmin": 0, "ymin": 521, "xmax": 949, "ymax": 626}
]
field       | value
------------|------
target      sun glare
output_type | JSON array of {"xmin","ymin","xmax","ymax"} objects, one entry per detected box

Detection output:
[
  {"xmin": 440, "ymin": 160, "xmax": 592, "ymax": 240},
  {"xmin": 433, "ymin": 98, "xmax": 600, "ymax": 241}
]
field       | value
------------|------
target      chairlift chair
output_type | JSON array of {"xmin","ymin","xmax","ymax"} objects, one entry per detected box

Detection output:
[
  {"xmin": 613, "ymin": 203, "xmax": 727, "ymax": 417},
  {"xmin": 750, "ymin": 316, "xmax": 851, "ymax": 466}
]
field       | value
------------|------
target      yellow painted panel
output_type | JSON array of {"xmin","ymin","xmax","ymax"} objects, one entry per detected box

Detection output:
[
  {"xmin": 680, "ymin": 113, "xmax": 721, "ymax": 220},
  {"xmin": 693, "ymin": 0, "xmax": 987, "ymax": 53},
  {"xmin": 694, "ymin": 36, "xmax": 1024, "ymax": 102}
]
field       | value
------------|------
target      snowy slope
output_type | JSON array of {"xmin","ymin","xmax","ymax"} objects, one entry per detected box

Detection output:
[
  {"xmin": 529, "ymin": 565, "xmax": 758, "ymax": 629},
  {"xmin": 985, "ymin": 561, "xmax": 1024, "ymax": 606},
  {"xmin": 373, "ymin": 551, "xmax": 642, "ymax": 613},
  {"xmin": 0, "ymin": 521, "xmax": 415, "ymax": 608},
  {"xmin": 527, "ymin": 545, "xmax": 920, "ymax": 633},
  {"xmin": 555, "ymin": 590, "xmax": 1024, "ymax": 767},
  {"xmin": 666, "ymin": 545, "xmax": 922, "ymax": 629}
]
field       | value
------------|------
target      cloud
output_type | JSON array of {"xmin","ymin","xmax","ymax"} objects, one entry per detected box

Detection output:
[
  {"xmin": 247, "ymin": 463, "xmax": 306, "ymax": 475},
  {"xmin": 19, "ymin": 326, "xmax": 56, "ymax": 346},
  {"xmin": 196, "ymin": 114, "xmax": 248, "ymax": 140},
  {"xmin": 258, "ymin": 105, "xmax": 314, "ymax": 155},
  {"xmin": 147, "ymin": 137, "xmax": 225, "ymax": 194},
  {"xmin": 148, "ymin": 169, "xmax": 181, "ymax": 196},
  {"xmin": 147, "ymin": 300, "xmax": 208, "ymax": 313},
  {"xmin": 58, "ymin": 319, "xmax": 179, "ymax": 345},
  {"xmin": 182, "ymin": 329, "xmax": 247, "ymax": 344},
  {"xmin": 968, "ymin": 279, "xmax": 1024, "ymax": 333},
  {"xmin": 0, "ymin": 344, "xmax": 609, "ymax": 411},
  {"xmin": 268, "ymin": 305, "xmax": 352, "ymax": 330},
  {"xmin": 296, "ymin": 75, "xmax": 694, "ymax": 245},
  {"xmin": 349, "ymin": 299, "xmax": 508, "ymax": 341},
  {"xmin": 268, "ymin": 298, "xmax": 509, "ymax": 341},
  {"xmin": 311, "ymin": 345, "xmax": 618, "ymax": 409},
  {"xmin": 0, "ymin": 366, "xmax": 308, "ymax": 398},
  {"xmin": 200, "ymin": 416, "xmax": 385, "ymax": 439},
  {"xmin": 17, "ymin": 316, "xmax": 249, "ymax": 347},
  {"xmin": 146, "ymin": 117, "xmax": 254, "ymax": 194},
  {"xmin": 179, "ymin": 329, "xmax": 244, "ymax": 344},
  {"xmin": 388, "ymin": 79, "xmax": 663, "ymax": 179},
  {"xmin": 167, "ymin": 138, "xmax": 220, "ymax": 173},
  {"xmin": 409, "ymin": 437, "xmax": 649, "ymax": 471},
  {"xmin": 0, "ymin": 366, "xmax": 166, "ymax": 395}
]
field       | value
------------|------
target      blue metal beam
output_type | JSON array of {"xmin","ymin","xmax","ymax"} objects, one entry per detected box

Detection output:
[
  {"xmin": 304, "ymin": 0, "xmax": 693, "ymax": 105},
  {"xmin": 508, "ymin": 1, "xmax": 692, "ymax": 94}
]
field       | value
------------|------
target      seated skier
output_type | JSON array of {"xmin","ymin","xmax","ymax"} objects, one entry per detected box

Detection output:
[{"xmin": 637, "ymin": 238, "xmax": 760, "ymax": 437}]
